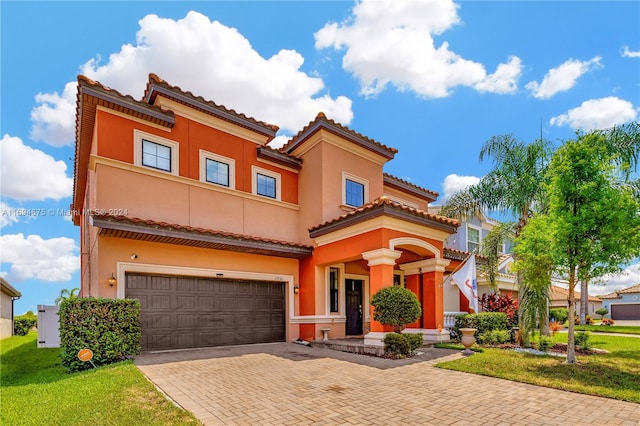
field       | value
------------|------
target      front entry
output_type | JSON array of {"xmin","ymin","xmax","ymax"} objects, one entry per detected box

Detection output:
[{"xmin": 345, "ymin": 279, "xmax": 363, "ymax": 335}]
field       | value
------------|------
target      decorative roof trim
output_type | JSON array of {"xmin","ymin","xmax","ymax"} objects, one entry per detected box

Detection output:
[
  {"xmin": 257, "ymin": 146, "xmax": 302, "ymax": 170},
  {"xmin": 383, "ymin": 173, "xmax": 439, "ymax": 201},
  {"xmin": 144, "ymin": 74, "xmax": 278, "ymax": 139},
  {"xmin": 91, "ymin": 214, "xmax": 313, "ymax": 259},
  {"xmin": 282, "ymin": 113, "xmax": 397, "ymax": 160},
  {"xmin": 309, "ymin": 196, "xmax": 459, "ymax": 238}
]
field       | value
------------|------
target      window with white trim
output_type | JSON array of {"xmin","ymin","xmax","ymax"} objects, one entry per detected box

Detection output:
[
  {"xmin": 199, "ymin": 150, "xmax": 235, "ymax": 189},
  {"xmin": 329, "ymin": 267, "xmax": 339, "ymax": 313},
  {"xmin": 252, "ymin": 166, "xmax": 281, "ymax": 201},
  {"xmin": 134, "ymin": 130, "xmax": 179, "ymax": 175},
  {"xmin": 342, "ymin": 172, "xmax": 368, "ymax": 208},
  {"xmin": 467, "ymin": 225, "xmax": 481, "ymax": 253}
]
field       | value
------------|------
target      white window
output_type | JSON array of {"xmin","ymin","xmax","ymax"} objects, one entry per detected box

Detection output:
[
  {"xmin": 342, "ymin": 172, "xmax": 369, "ymax": 208},
  {"xmin": 199, "ymin": 150, "xmax": 235, "ymax": 189},
  {"xmin": 467, "ymin": 224, "xmax": 481, "ymax": 253},
  {"xmin": 134, "ymin": 130, "xmax": 179, "ymax": 176},
  {"xmin": 252, "ymin": 166, "xmax": 281, "ymax": 201}
]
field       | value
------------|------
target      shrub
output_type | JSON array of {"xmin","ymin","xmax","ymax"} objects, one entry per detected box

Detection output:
[
  {"xmin": 13, "ymin": 317, "xmax": 37, "ymax": 336},
  {"xmin": 453, "ymin": 312, "xmax": 508, "ymax": 340},
  {"xmin": 549, "ymin": 320, "xmax": 563, "ymax": 335},
  {"xmin": 549, "ymin": 308, "xmax": 569, "ymax": 324},
  {"xmin": 538, "ymin": 336, "xmax": 554, "ymax": 352},
  {"xmin": 477, "ymin": 329, "xmax": 511, "ymax": 345},
  {"xmin": 478, "ymin": 293, "xmax": 519, "ymax": 327},
  {"xmin": 595, "ymin": 307, "xmax": 608, "ymax": 320},
  {"xmin": 574, "ymin": 331, "xmax": 591, "ymax": 350},
  {"xmin": 59, "ymin": 298, "xmax": 141, "ymax": 372},
  {"xmin": 383, "ymin": 332, "xmax": 423, "ymax": 358},
  {"xmin": 574, "ymin": 315, "xmax": 594, "ymax": 325},
  {"xmin": 601, "ymin": 318, "xmax": 615, "ymax": 325},
  {"xmin": 370, "ymin": 286, "xmax": 421, "ymax": 333}
]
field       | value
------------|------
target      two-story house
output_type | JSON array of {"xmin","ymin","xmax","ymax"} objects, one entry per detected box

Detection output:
[{"xmin": 72, "ymin": 73, "xmax": 463, "ymax": 351}]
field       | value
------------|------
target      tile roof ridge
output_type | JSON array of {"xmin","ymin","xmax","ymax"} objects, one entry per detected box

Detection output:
[
  {"xmin": 143, "ymin": 73, "xmax": 280, "ymax": 133},
  {"xmin": 383, "ymin": 173, "xmax": 439, "ymax": 198}
]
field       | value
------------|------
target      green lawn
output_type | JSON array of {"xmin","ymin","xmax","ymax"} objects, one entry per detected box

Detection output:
[
  {"xmin": 0, "ymin": 332, "xmax": 201, "ymax": 426},
  {"xmin": 575, "ymin": 324, "xmax": 640, "ymax": 335},
  {"xmin": 435, "ymin": 333, "xmax": 640, "ymax": 403}
]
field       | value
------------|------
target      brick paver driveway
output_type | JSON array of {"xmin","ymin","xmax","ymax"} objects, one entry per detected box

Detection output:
[{"xmin": 135, "ymin": 343, "xmax": 640, "ymax": 426}]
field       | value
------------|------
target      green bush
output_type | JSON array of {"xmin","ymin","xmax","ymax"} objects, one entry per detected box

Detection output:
[
  {"xmin": 370, "ymin": 286, "xmax": 421, "ymax": 333},
  {"xmin": 477, "ymin": 329, "xmax": 511, "ymax": 345},
  {"xmin": 453, "ymin": 312, "xmax": 508, "ymax": 339},
  {"xmin": 13, "ymin": 317, "xmax": 37, "ymax": 336},
  {"xmin": 549, "ymin": 308, "xmax": 569, "ymax": 324},
  {"xmin": 383, "ymin": 332, "xmax": 423, "ymax": 358},
  {"xmin": 59, "ymin": 298, "xmax": 141, "ymax": 372},
  {"xmin": 538, "ymin": 336, "xmax": 554, "ymax": 352},
  {"xmin": 574, "ymin": 331, "xmax": 591, "ymax": 350},
  {"xmin": 595, "ymin": 308, "xmax": 608, "ymax": 320}
]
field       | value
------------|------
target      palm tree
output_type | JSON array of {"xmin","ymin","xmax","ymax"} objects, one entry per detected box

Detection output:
[
  {"xmin": 440, "ymin": 134, "xmax": 554, "ymax": 340},
  {"xmin": 55, "ymin": 287, "xmax": 79, "ymax": 305}
]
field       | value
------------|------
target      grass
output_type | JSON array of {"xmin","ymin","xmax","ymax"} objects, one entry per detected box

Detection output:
[
  {"xmin": 435, "ymin": 332, "xmax": 640, "ymax": 403},
  {"xmin": 0, "ymin": 332, "xmax": 202, "ymax": 426},
  {"xmin": 574, "ymin": 324, "xmax": 640, "ymax": 335}
]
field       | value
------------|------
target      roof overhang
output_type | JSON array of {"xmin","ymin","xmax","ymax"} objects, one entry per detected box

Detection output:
[
  {"xmin": 1, "ymin": 277, "xmax": 21, "ymax": 298},
  {"xmin": 90, "ymin": 215, "xmax": 313, "ymax": 259}
]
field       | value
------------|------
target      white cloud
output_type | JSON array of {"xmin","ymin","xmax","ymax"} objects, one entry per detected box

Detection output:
[
  {"xmin": 30, "ymin": 81, "xmax": 78, "ymax": 147},
  {"xmin": 549, "ymin": 97, "xmax": 638, "ymax": 131},
  {"xmin": 525, "ymin": 56, "xmax": 602, "ymax": 100},
  {"xmin": 314, "ymin": 0, "xmax": 519, "ymax": 98},
  {"xmin": 0, "ymin": 233, "xmax": 79, "ymax": 282},
  {"xmin": 474, "ymin": 56, "xmax": 522, "ymax": 94},
  {"xmin": 30, "ymin": 11, "xmax": 353, "ymax": 146},
  {"xmin": 621, "ymin": 46, "xmax": 640, "ymax": 58},
  {"xmin": 0, "ymin": 202, "xmax": 20, "ymax": 229},
  {"xmin": 589, "ymin": 262, "xmax": 640, "ymax": 296},
  {"xmin": 0, "ymin": 135, "xmax": 73, "ymax": 201},
  {"xmin": 442, "ymin": 174, "xmax": 480, "ymax": 200}
]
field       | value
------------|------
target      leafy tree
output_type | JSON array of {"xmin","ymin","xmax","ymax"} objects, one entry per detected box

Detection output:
[
  {"xmin": 55, "ymin": 287, "xmax": 79, "ymax": 305},
  {"xmin": 370, "ymin": 286, "xmax": 421, "ymax": 333},
  {"xmin": 595, "ymin": 308, "xmax": 608, "ymax": 320},
  {"xmin": 543, "ymin": 130, "xmax": 640, "ymax": 363}
]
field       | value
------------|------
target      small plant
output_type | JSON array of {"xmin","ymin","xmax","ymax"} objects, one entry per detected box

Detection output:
[
  {"xmin": 601, "ymin": 318, "xmax": 615, "ymax": 326},
  {"xmin": 574, "ymin": 331, "xmax": 592, "ymax": 350},
  {"xmin": 538, "ymin": 336, "xmax": 554, "ymax": 352},
  {"xmin": 595, "ymin": 307, "xmax": 609, "ymax": 320},
  {"xmin": 575, "ymin": 315, "xmax": 594, "ymax": 325},
  {"xmin": 383, "ymin": 332, "xmax": 423, "ymax": 358},
  {"xmin": 549, "ymin": 320, "xmax": 563, "ymax": 335}
]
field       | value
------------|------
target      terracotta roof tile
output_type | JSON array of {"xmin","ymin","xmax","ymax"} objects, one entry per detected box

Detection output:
[
  {"xmin": 383, "ymin": 173, "xmax": 439, "ymax": 200},
  {"xmin": 309, "ymin": 196, "xmax": 459, "ymax": 237},
  {"xmin": 281, "ymin": 112, "xmax": 398, "ymax": 159},
  {"xmin": 144, "ymin": 73, "xmax": 279, "ymax": 138},
  {"xmin": 599, "ymin": 283, "xmax": 640, "ymax": 299},
  {"xmin": 549, "ymin": 285, "xmax": 601, "ymax": 302}
]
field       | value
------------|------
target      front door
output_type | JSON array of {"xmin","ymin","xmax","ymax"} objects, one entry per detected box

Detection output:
[{"xmin": 345, "ymin": 279, "xmax": 363, "ymax": 335}]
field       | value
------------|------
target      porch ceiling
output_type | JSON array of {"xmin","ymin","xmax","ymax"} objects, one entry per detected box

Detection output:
[{"xmin": 90, "ymin": 214, "xmax": 313, "ymax": 259}]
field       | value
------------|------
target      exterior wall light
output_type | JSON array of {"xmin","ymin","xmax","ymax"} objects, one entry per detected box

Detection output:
[
  {"xmin": 108, "ymin": 273, "xmax": 117, "ymax": 287},
  {"xmin": 293, "ymin": 285, "xmax": 300, "ymax": 294}
]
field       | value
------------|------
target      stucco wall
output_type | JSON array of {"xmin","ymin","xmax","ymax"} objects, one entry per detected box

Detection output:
[{"xmin": 1, "ymin": 292, "xmax": 14, "ymax": 339}]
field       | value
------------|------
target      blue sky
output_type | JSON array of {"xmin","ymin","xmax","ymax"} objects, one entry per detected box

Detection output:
[{"xmin": 2, "ymin": 1, "xmax": 639, "ymax": 314}]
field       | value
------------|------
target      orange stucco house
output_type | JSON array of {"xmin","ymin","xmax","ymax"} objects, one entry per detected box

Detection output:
[{"xmin": 72, "ymin": 73, "xmax": 465, "ymax": 351}]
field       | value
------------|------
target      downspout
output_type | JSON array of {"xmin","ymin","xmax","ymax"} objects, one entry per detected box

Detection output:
[{"xmin": 11, "ymin": 295, "xmax": 21, "ymax": 336}]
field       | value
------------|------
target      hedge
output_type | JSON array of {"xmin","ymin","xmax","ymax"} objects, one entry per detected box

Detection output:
[
  {"xmin": 453, "ymin": 312, "xmax": 508, "ymax": 339},
  {"xmin": 59, "ymin": 298, "xmax": 141, "ymax": 372},
  {"xmin": 14, "ymin": 317, "xmax": 37, "ymax": 336},
  {"xmin": 383, "ymin": 332, "xmax": 423, "ymax": 358}
]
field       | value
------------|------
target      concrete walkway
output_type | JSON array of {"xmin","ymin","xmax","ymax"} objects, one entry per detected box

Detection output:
[{"xmin": 135, "ymin": 343, "xmax": 640, "ymax": 426}]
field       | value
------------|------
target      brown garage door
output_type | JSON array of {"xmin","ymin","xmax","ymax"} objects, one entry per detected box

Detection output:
[
  {"xmin": 611, "ymin": 304, "xmax": 640, "ymax": 321},
  {"xmin": 126, "ymin": 273, "xmax": 286, "ymax": 350}
]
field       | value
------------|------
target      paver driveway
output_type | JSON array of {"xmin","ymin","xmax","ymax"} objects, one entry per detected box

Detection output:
[{"xmin": 135, "ymin": 343, "xmax": 640, "ymax": 426}]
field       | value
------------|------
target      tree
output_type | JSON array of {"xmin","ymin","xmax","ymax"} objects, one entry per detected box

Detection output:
[
  {"xmin": 370, "ymin": 286, "xmax": 421, "ymax": 333},
  {"xmin": 543, "ymin": 130, "xmax": 640, "ymax": 363},
  {"xmin": 55, "ymin": 287, "xmax": 79, "ymax": 305},
  {"xmin": 595, "ymin": 308, "xmax": 608, "ymax": 320}
]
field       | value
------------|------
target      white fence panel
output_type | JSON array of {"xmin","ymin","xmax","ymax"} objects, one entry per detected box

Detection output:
[{"xmin": 37, "ymin": 305, "xmax": 60, "ymax": 348}]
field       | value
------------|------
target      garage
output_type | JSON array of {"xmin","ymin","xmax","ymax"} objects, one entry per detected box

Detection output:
[
  {"xmin": 126, "ymin": 273, "xmax": 286, "ymax": 351},
  {"xmin": 610, "ymin": 304, "xmax": 640, "ymax": 321}
]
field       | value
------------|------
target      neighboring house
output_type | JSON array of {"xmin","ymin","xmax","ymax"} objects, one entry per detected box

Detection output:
[
  {"xmin": 72, "ymin": 73, "xmax": 465, "ymax": 351},
  {"xmin": 548, "ymin": 285, "xmax": 603, "ymax": 318},
  {"xmin": 429, "ymin": 208, "xmax": 517, "ymax": 316},
  {"xmin": 1, "ymin": 277, "xmax": 21, "ymax": 339},
  {"xmin": 599, "ymin": 283, "xmax": 640, "ymax": 321}
]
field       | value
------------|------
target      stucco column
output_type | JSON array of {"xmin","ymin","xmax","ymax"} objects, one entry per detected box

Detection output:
[
  {"xmin": 420, "ymin": 259, "xmax": 450, "ymax": 330},
  {"xmin": 362, "ymin": 248, "xmax": 401, "ymax": 333},
  {"xmin": 403, "ymin": 271, "xmax": 422, "ymax": 329}
]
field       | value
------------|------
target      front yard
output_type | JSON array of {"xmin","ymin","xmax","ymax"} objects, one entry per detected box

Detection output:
[
  {"xmin": 435, "ymin": 332, "xmax": 640, "ymax": 403},
  {"xmin": 0, "ymin": 332, "xmax": 201, "ymax": 426}
]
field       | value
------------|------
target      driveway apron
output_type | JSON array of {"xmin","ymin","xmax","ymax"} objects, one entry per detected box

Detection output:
[{"xmin": 135, "ymin": 343, "xmax": 640, "ymax": 426}]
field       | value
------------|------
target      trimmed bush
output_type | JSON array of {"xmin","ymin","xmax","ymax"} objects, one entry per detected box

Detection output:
[
  {"xmin": 595, "ymin": 307, "xmax": 608, "ymax": 320},
  {"xmin": 370, "ymin": 286, "xmax": 421, "ymax": 333},
  {"xmin": 477, "ymin": 329, "xmax": 511, "ymax": 345},
  {"xmin": 383, "ymin": 332, "xmax": 423, "ymax": 358},
  {"xmin": 538, "ymin": 336, "xmax": 554, "ymax": 352},
  {"xmin": 549, "ymin": 308, "xmax": 569, "ymax": 324},
  {"xmin": 575, "ymin": 331, "xmax": 591, "ymax": 350},
  {"xmin": 453, "ymin": 312, "xmax": 508, "ymax": 340},
  {"xmin": 59, "ymin": 298, "xmax": 141, "ymax": 372},
  {"xmin": 13, "ymin": 317, "xmax": 37, "ymax": 336}
]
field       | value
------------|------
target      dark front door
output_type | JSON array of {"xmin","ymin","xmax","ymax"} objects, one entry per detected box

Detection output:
[{"xmin": 345, "ymin": 279, "xmax": 363, "ymax": 335}]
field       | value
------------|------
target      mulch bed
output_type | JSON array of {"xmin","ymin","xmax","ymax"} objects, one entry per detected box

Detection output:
[{"xmin": 548, "ymin": 343, "xmax": 608, "ymax": 356}]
